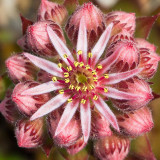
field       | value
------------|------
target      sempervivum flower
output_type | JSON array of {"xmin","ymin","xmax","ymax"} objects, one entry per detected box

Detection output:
[
  {"xmin": 94, "ymin": 135, "xmax": 130, "ymax": 160},
  {"xmin": 37, "ymin": 0, "xmax": 68, "ymax": 25},
  {"xmin": 19, "ymin": 17, "xmax": 146, "ymax": 147}
]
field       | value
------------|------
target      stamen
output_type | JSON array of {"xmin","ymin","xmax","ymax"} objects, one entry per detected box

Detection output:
[
  {"xmin": 93, "ymin": 95, "xmax": 98, "ymax": 100},
  {"xmin": 88, "ymin": 52, "xmax": 92, "ymax": 58},
  {"xmin": 58, "ymin": 63, "xmax": 62, "ymax": 68},
  {"xmin": 52, "ymin": 77, "xmax": 57, "ymax": 82},
  {"xmin": 93, "ymin": 77, "xmax": 98, "ymax": 82},
  {"xmin": 104, "ymin": 88, "xmax": 108, "ymax": 93},
  {"xmin": 64, "ymin": 72, "xmax": 69, "ymax": 77},
  {"xmin": 92, "ymin": 70, "xmax": 97, "ymax": 75},
  {"xmin": 75, "ymin": 86, "xmax": 81, "ymax": 91},
  {"xmin": 82, "ymin": 86, "xmax": 87, "ymax": 91},
  {"xmin": 85, "ymin": 65, "xmax": 90, "ymax": 70},
  {"xmin": 79, "ymin": 62, "xmax": 84, "ymax": 67},
  {"xmin": 90, "ymin": 85, "xmax": 95, "ymax": 90},
  {"xmin": 74, "ymin": 61, "xmax": 79, "ymax": 67},
  {"xmin": 97, "ymin": 64, "xmax": 102, "ymax": 69},
  {"xmin": 81, "ymin": 99, "xmax": 86, "ymax": 104},
  {"xmin": 67, "ymin": 98, "xmax": 72, "ymax": 103},
  {"xmin": 67, "ymin": 66, "xmax": 72, "ymax": 72},
  {"xmin": 77, "ymin": 50, "xmax": 83, "ymax": 55},
  {"xmin": 63, "ymin": 54, "xmax": 68, "ymax": 58},
  {"xmin": 69, "ymin": 84, "xmax": 74, "ymax": 90},
  {"xmin": 65, "ymin": 78, "xmax": 70, "ymax": 83},
  {"xmin": 104, "ymin": 74, "xmax": 109, "ymax": 79},
  {"xmin": 59, "ymin": 89, "xmax": 64, "ymax": 94}
]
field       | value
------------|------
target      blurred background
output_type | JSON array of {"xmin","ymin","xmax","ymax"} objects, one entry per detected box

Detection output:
[{"xmin": 1, "ymin": 0, "xmax": 160, "ymax": 159}]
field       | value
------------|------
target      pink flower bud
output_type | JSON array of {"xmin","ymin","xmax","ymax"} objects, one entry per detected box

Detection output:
[
  {"xmin": 138, "ymin": 48, "xmax": 160, "ymax": 79},
  {"xmin": 0, "ymin": 89, "xmax": 19, "ymax": 123},
  {"xmin": 15, "ymin": 118, "xmax": 43, "ymax": 148},
  {"xmin": 94, "ymin": 135, "xmax": 130, "ymax": 160},
  {"xmin": 106, "ymin": 38, "xmax": 139, "ymax": 72},
  {"xmin": 105, "ymin": 11, "xmax": 136, "ymax": 36},
  {"xmin": 91, "ymin": 111, "xmax": 112, "ymax": 139},
  {"xmin": 66, "ymin": 136, "xmax": 86, "ymax": 155},
  {"xmin": 26, "ymin": 21, "xmax": 65, "ymax": 57},
  {"xmin": 113, "ymin": 78, "xmax": 153, "ymax": 111},
  {"xmin": 37, "ymin": 0, "xmax": 68, "ymax": 25},
  {"xmin": 65, "ymin": 2, "xmax": 105, "ymax": 48},
  {"xmin": 48, "ymin": 110, "xmax": 82, "ymax": 147},
  {"xmin": 136, "ymin": 38, "xmax": 156, "ymax": 52},
  {"xmin": 12, "ymin": 81, "xmax": 50, "ymax": 116},
  {"xmin": 117, "ymin": 107, "xmax": 153, "ymax": 136},
  {"xmin": 37, "ymin": 69, "xmax": 52, "ymax": 83},
  {"xmin": 6, "ymin": 53, "xmax": 37, "ymax": 83}
]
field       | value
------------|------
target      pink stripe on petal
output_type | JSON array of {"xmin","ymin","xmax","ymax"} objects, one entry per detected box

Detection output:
[
  {"xmin": 93, "ymin": 97, "xmax": 119, "ymax": 131},
  {"xmin": 55, "ymin": 100, "xmax": 79, "ymax": 136},
  {"xmin": 47, "ymin": 26, "xmax": 74, "ymax": 65},
  {"xmin": 80, "ymin": 100, "xmax": 91, "ymax": 143},
  {"xmin": 30, "ymin": 94, "xmax": 70, "ymax": 120},
  {"xmin": 91, "ymin": 23, "xmax": 113, "ymax": 66},
  {"xmin": 98, "ymin": 44, "xmax": 125, "ymax": 75},
  {"xmin": 102, "ymin": 87, "xmax": 141, "ymax": 100},
  {"xmin": 21, "ymin": 81, "xmax": 64, "ymax": 95},
  {"xmin": 103, "ymin": 68, "xmax": 142, "ymax": 85},
  {"xmin": 77, "ymin": 17, "xmax": 88, "ymax": 63},
  {"xmin": 24, "ymin": 53, "xmax": 62, "ymax": 77}
]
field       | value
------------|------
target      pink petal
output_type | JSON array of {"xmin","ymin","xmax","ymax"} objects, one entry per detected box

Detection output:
[
  {"xmin": 91, "ymin": 23, "xmax": 113, "ymax": 66},
  {"xmin": 76, "ymin": 17, "xmax": 88, "ymax": 63},
  {"xmin": 21, "ymin": 81, "xmax": 64, "ymax": 95},
  {"xmin": 98, "ymin": 44, "xmax": 125, "ymax": 75},
  {"xmin": 93, "ymin": 97, "xmax": 119, "ymax": 131},
  {"xmin": 80, "ymin": 100, "xmax": 91, "ymax": 143},
  {"xmin": 30, "ymin": 94, "xmax": 70, "ymax": 120},
  {"xmin": 101, "ymin": 87, "xmax": 141, "ymax": 100},
  {"xmin": 103, "ymin": 68, "xmax": 142, "ymax": 85},
  {"xmin": 55, "ymin": 100, "xmax": 79, "ymax": 136},
  {"xmin": 24, "ymin": 53, "xmax": 62, "ymax": 77},
  {"xmin": 47, "ymin": 26, "xmax": 74, "ymax": 65}
]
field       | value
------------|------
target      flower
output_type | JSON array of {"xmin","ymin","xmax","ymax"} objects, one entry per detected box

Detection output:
[{"xmin": 2, "ymin": 0, "xmax": 159, "ymax": 158}]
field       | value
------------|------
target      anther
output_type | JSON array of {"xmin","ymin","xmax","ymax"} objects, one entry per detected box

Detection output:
[
  {"xmin": 92, "ymin": 70, "xmax": 97, "ymax": 75},
  {"xmin": 79, "ymin": 62, "xmax": 84, "ymax": 67},
  {"xmin": 59, "ymin": 89, "xmax": 64, "ymax": 94},
  {"xmin": 69, "ymin": 84, "xmax": 74, "ymax": 90},
  {"xmin": 97, "ymin": 64, "xmax": 102, "ymax": 69},
  {"xmin": 104, "ymin": 88, "xmax": 108, "ymax": 93},
  {"xmin": 65, "ymin": 78, "xmax": 70, "ymax": 83},
  {"xmin": 67, "ymin": 66, "xmax": 72, "ymax": 72},
  {"xmin": 81, "ymin": 99, "xmax": 86, "ymax": 104},
  {"xmin": 63, "ymin": 54, "xmax": 68, "ymax": 58},
  {"xmin": 88, "ymin": 52, "xmax": 92, "ymax": 58},
  {"xmin": 77, "ymin": 50, "xmax": 83, "ymax": 55},
  {"xmin": 90, "ymin": 85, "xmax": 95, "ymax": 90},
  {"xmin": 67, "ymin": 98, "xmax": 72, "ymax": 103},
  {"xmin": 93, "ymin": 77, "xmax": 98, "ymax": 82},
  {"xmin": 104, "ymin": 74, "xmax": 109, "ymax": 79},
  {"xmin": 52, "ymin": 77, "xmax": 57, "ymax": 82},
  {"xmin": 64, "ymin": 72, "xmax": 69, "ymax": 77},
  {"xmin": 75, "ymin": 86, "xmax": 81, "ymax": 91},
  {"xmin": 85, "ymin": 65, "xmax": 90, "ymax": 70},
  {"xmin": 74, "ymin": 61, "xmax": 79, "ymax": 67},
  {"xmin": 82, "ymin": 86, "xmax": 87, "ymax": 91},
  {"xmin": 93, "ymin": 95, "xmax": 98, "ymax": 100}
]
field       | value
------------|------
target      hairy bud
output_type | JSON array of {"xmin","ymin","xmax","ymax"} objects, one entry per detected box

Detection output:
[
  {"xmin": 12, "ymin": 81, "xmax": 50, "ymax": 116},
  {"xmin": 117, "ymin": 107, "xmax": 153, "ymax": 136},
  {"xmin": 15, "ymin": 118, "xmax": 43, "ymax": 148},
  {"xmin": 37, "ymin": 0, "xmax": 68, "ymax": 25},
  {"xmin": 94, "ymin": 135, "xmax": 130, "ymax": 160}
]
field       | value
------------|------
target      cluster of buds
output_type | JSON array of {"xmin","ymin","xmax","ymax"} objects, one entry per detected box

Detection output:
[{"xmin": 1, "ymin": 0, "xmax": 159, "ymax": 159}]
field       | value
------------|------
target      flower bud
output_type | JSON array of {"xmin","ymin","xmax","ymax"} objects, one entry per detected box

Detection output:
[
  {"xmin": 26, "ymin": 21, "xmax": 65, "ymax": 57},
  {"xmin": 15, "ymin": 118, "xmax": 43, "ymax": 148},
  {"xmin": 138, "ymin": 48, "xmax": 160, "ymax": 79},
  {"xmin": 65, "ymin": 2, "xmax": 105, "ymax": 48},
  {"xmin": 94, "ymin": 135, "xmax": 130, "ymax": 160},
  {"xmin": 113, "ymin": 78, "xmax": 153, "ymax": 111},
  {"xmin": 17, "ymin": 35, "xmax": 30, "ymax": 52},
  {"xmin": 91, "ymin": 111, "xmax": 112, "ymax": 139},
  {"xmin": 12, "ymin": 81, "xmax": 50, "ymax": 116},
  {"xmin": 66, "ymin": 136, "xmax": 86, "ymax": 155},
  {"xmin": 48, "ymin": 110, "xmax": 82, "ymax": 147},
  {"xmin": 0, "ymin": 89, "xmax": 19, "ymax": 123},
  {"xmin": 37, "ymin": 0, "xmax": 68, "ymax": 25},
  {"xmin": 117, "ymin": 107, "xmax": 153, "ymax": 136},
  {"xmin": 37, "ymin": 69, "xmax": 52, "ymax": 83},
  {"xmin": 6, "ymin": 53, "xmax": 37, "ymax": 83},
  {"xmin": 105, "ymin": 11, "xmax": 136, "ymax": 36},
  {"xmin": 106, "ymin": 38, "xmax": 139, "ymax": 72},
  {"xmin": 136, "ymin": 38, "xmax": 156, "ymax": 52}
]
